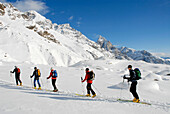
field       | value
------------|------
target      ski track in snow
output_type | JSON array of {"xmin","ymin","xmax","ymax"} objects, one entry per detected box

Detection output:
[
  {"xmin": 0, "ymin": 79, "xmax": 170, "ymax": 112},
  {"xmin": 0, "ymin": 60, "xmax": 170, "ymax": 113}
]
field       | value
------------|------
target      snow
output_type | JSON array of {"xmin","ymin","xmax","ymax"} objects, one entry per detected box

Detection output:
[{"xmin": 0, "ymin": 60, "xmax": 170, "ymax": 114}]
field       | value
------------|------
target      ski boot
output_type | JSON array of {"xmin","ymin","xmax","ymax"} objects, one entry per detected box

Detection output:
[
  {"xmin": 85, "ymin": 94, "xmax": 91, "ymax": 97},
  {"xmin": 33, "ymin": 87, "xmax": 36, "ymax": 89},
  {"xmin": 133, "ymin": 98, "xmax": 137, "ymax": 102},
  {"xmin": 134, "ymin": 99, "xmax": 140, "ymax": 103},
  {"xmin": 92, "ymin": 94, "xmax": 96, "ymax": 98},
  {"xmin": 38, "ymin": 87, "xmax": 42, "ymax": 90},
  {"xmin": 53, "ymin": 89, "xmax": 58, "ymax": 92},
  {"xmin": 20, "ymin": 83, "xmax": 22, "ymax": 86}
]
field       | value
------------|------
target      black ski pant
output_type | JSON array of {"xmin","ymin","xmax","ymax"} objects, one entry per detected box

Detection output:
[
  {"xmin": 52, "ymin": 79, "xmax": 57, "ymax": 90},
  {"xmin": 130, "ymin": 81, "xmax": 139, "ymax": 99},
  {"xmin": 87, "ymin": 83, "xmax": 95, "ymax": 95},
  {"xmin": 15, "ymin": 75, "xmax": 22, "ymax": 85}
]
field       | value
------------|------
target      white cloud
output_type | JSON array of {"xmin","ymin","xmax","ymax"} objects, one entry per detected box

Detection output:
[
  {"xmin": 12, "ymin": 0, "xmax": 49, "ymax": 14},
  {"xmin": 152, "ymin": 52, "xmax": 170, "ymax": 57},
  {"xmin": 68, "ymin": 16, "xmax": 74, "ymax": 21},
  {"xmin": 0, "ymin": 0, "xmax": 7, "ymax": 3}
]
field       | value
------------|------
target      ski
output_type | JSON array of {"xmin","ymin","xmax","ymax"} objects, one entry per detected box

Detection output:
[
  {"xmin": 75, "ymin": 93, "xmax": 96, "ymax": 98},
  {"xmin": 75, "ymin": 93, "xmax": 93, "ymax": 97},
  {"xmin": 75, "ymin": 93, "xmax": 88, "ymax": 97},
  {"xmin": 45, "ymin": 89, "xmax": 58, "ymax": 92},
  {"xmin": 117, "ymin": 99, "xmax": 151, "ymax": 105},
  {"xmin": 31, "ymin": 87, "xmax": 42, "ymax": 90}
]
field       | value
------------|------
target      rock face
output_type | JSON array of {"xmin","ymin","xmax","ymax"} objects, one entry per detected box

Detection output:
[
  {"xmin": 0, "ymin": 3, "xmax": 6, "ymax": 16},
  {"xmin": 97, "ymin": 36, "xmax": 170, "ymax": 65}
]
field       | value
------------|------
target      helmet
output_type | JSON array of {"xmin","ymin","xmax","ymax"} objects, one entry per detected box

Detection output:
[
  {"xmin": 34, "ymin": 67, "xmax": 37, "ymax": 70},
  {"xmin": 14, "ymin": 66, "xmax": 17, "ymax": 68}
]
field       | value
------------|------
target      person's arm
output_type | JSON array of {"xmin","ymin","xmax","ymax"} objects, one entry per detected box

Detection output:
[
  {"xmin": 47, "ymin": 72, "xmax": 52, "ymax": 79},
  {"xmin": 11, "ymin": 69, "xmax": 15, "ymax": 73},
  {"xmin": 82, "ymin": 74, "xmax": 88, "ymax": 82},
  {"xmin": 30, "ymin": 71, "xmax": 35, "ymax": 78}
]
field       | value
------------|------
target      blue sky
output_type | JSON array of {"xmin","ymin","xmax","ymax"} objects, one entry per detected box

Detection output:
[{"xmin": 1, "ymin": 0, "xmax": 170, "ymax": 55}]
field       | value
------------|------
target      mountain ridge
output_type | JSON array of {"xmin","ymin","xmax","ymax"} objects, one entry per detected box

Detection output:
[{"xmin": 0, "ymin": 2, "xmax": 169, "ymax": 66}]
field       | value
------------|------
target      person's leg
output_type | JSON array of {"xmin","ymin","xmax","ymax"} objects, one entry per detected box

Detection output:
[
  {"xmin": 133, "ymin": 82, "xmax": 139, "ymax": 99},
  {"xmin": 89, "ymin": 83, "xmax": 96, "ymax": 95},
  {"xmin": 15, "ymin": 76, "xmax": 18, "ymax": 85},
  {"xmin": 86, "ymin": 83, "xmax": 91, "ymax": 95},
  {"xmin": 37, "ymin": 79, "xmax": 41, "ymax": 87},
  {"xmin": 34, "ymin": 78, "xmax": 36, "ymax": 87},
  {"xmin": 18, "ymin": 74, "xmax": 22, "ymax": 85},
  {"xmin": 130, "ymin": 82, "xmax": 139, "ymax": 99},
  {"xmin": 52, "ymin": 79, "xmax": 57, "ymax": 90}
]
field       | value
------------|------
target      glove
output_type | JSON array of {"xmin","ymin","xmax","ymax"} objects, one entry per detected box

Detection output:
[
  {"xmin": 123, "ymin": 75, "xmax": 126, "ymax": 79},
  {"xmin": 10, "ymin": 71, "xmax": 12, "ymax": 73},
  {"xmin": 30, "ymin": 76, "xmax": 33, "ymax": 78},
  {"xmin": 47, "ymin": 77, "xmax": 49, "ymax": 79}
]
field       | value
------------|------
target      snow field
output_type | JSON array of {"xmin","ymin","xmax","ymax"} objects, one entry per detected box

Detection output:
[{"xmin": 0, "ymin": 60, "xmax": 170, "ymax": 114}]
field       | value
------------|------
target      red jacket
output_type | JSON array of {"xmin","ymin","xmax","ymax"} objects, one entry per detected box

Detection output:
[
  {"xmin": 82, "ymin": 71, "xmax": 93, "ymax": 84},
  {"xmin": 48, "ymin": 70, "xmax": 57, "ymax": 79}
]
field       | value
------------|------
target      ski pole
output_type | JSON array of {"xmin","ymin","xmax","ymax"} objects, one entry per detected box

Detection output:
[
  {"xmin": 45, "ymin": 79, "xmax": 48, "ymax": 90},
  {"xmin": 127, "ymin": 81, "xmax": 131, "ymax": 99},
  {"xmin": 30, "ymin": 77, "xmax": 33, "ymax": 88},
  {"xmin": 40, "ymin": 78, "xmax": 44, "ymax": 88},
  {"xmin": 10, "ymin": 72, "xmax": 13, "ymax": 83},
  {"xmin": 120, "ymin": 77, "xmax": 124, "ymax": 99},
  {"xmin": 81, "ymin": 77, "xmax": 85, "ymax": 95},
  {"xmin": 10, "ymin": 72, "xmax": 12, "ymax": 77},
  {"xmin": 92, "ymin": 84, "xmax": 101, "ymax": 95}
]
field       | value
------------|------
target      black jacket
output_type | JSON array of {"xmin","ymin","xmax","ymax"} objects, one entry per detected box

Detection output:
[
  {"xmin": 124, "ymin": 69, "xmax": 137, "ymax": 82},
  {"xmin": 11, "ymin": 68, "xmax": 20, "ymax": 76},
  {"xmin": 31, "ymin": 70, "xmax": 40, "ymax": 79}
]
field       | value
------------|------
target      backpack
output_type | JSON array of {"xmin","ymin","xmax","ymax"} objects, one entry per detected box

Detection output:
[
  {"xmin": 134, "ymin": 68, "xmax": 141, "ymax": 80},
  {"xmin": 17, "ymin": 68, "xmax": 20, "ymax": 73},
  {"xmin": 88, "ymin": 71, "xmax": 95, "ymax": 80},
  {"xmin": 53, "ymin": 70, "xmax": 58, "ymax": 77},
  {"xmin": 37, "ymin": 69, "xmax": 41, "ymax": 77}
]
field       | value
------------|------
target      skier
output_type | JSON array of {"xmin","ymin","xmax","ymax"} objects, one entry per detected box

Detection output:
[
  {"xmin": 82, "ymin": 68, "xmax": 96, "ymax": 98},
  {"xmin": 10, "ymin": 66, "xmax": 22, "ymax": 86},
  {"xmin": 30, "ymin": 67, "xmax": 41, "ymax": 90},
  {"xmin": 47, "ymin": 68, "xmax": 58, "ymax": 92},
  {"xmin": 123, "ymin": 65, "xmax": 140, "ymax": 103}
]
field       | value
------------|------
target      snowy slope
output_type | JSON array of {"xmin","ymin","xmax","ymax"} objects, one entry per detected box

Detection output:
[
  {"xmin": 0, "ymin": 60, "xmax": 170, "ymax": 114},
  {"xmin": 0, "ymin": 2, "xmax": 112, "ymax": 67}
]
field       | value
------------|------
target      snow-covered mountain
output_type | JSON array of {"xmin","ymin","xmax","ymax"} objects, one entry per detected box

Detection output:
[
  {"xmin": 0, "ymin": 2, "xmax": 112, "ymax": 66},
  {"xmin": 97, "ymin": 36, "xmax": 170, "ymax": 65},
  {"xmin": 0, "ymin": 2, "xmax": 169, "ymax": 67}
]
